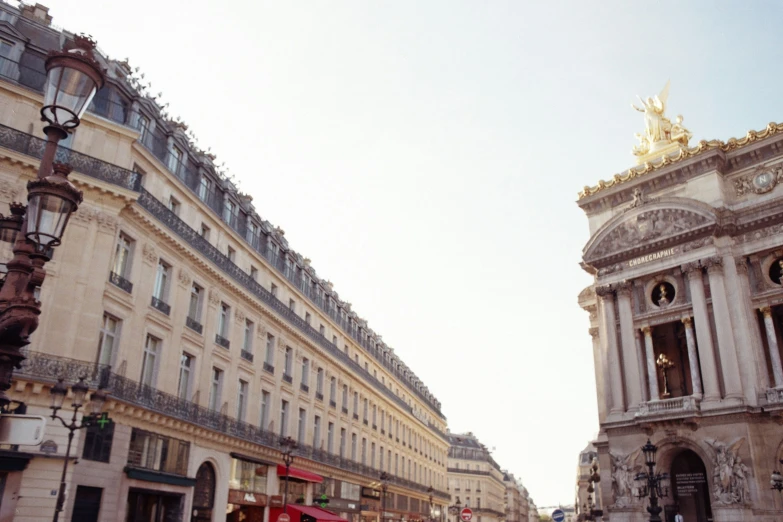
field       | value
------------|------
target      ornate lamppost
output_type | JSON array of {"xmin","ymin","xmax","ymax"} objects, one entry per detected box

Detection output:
[
  {"xmin": 581, "ymin": 458, "xmax": 602, "ymax": 521},
  {"xmin": 634, "ymin": 440, "xmax": 670, "ymax": 522},
  {"xmin": 448, "ymin": 497, "xmax": 462, "ymax": 522},
  {"xmin": 0, "ymin": 34, "xmax": 104, "ymax": 409},
  {"xmin": 770, "ymin": 459, "xmax": 783, "ymax": 492},
  {"xmin": 427, "ymin": 486, "xmax": 434, "ymax": 522},
  {"xmin": 49, "ymin": 377, "xmax": 109, "ymax": 522},
  {"xmin": 380, "ymin": 471, "xmax": 389, "ymax": 522},
  {"xmin": 280, "ymin": 436, "xmax": 298, "ymax": 514}
]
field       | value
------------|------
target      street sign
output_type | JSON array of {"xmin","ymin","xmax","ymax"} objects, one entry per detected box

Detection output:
[
  {"xmin": 460, "ymin": 508, "xmax": 473, "ymax": 522},
  {"xmin": 551, "ymin": 509, "xmax": 565, "ymax": 522},
  {"xmin": 277, "ymin": 513, "xmax": 291, "ymax": 522},
  {"xmin": 0, "ymin": 414, "xmax": 46, "ymax": 446}
]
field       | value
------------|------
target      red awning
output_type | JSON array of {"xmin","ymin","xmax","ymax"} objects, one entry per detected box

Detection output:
[
  {"xmin": 276, "ymin": 464, "xmax": 323, "ymax": 483},
  {"xmin": 292, "ymin": 505, "xmax": 348, "ymax": 522}
]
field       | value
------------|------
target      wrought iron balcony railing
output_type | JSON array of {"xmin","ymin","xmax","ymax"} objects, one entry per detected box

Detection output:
[
  {"xmin": 14, "ymin": 351, "xmax": 450, "ymax": 499},
  {"xmin": 109, "ymin": 271, "xmax": 133, "ymax": 294},
  {"xmin": 215, "ymin": 335, "xmax": 230, "ymax": 349},
  {"xmin": 150, "ymin": 296, "xmax": 171, "ymax": 316},
  {"xmin": 300, "ymin": 383, "xmax": 309, "ymax": 393},
  {"xmin": 263, "ymin": 362, "xmax": 275, "ymax": 374},
  {"xmin": 315, "ymin": 392, "xmax": 324, "ymax": 401},
  {"xmin": 240, "ymin": 350, "xmax": 254, "ymax": 363},
  {"xmin": 185, "ymin": 316, "xmax": 203, "ymax": 334},
  {"xmin": 282, "ymin": 373, "xmax": 293, "ymax": 384}
]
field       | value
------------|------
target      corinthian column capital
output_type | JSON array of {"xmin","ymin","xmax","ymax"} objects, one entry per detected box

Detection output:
[
  {"xmin": 615, "ymin": 280, "xmax": 633, "ymax": 297},
  {"xmin": 681, "ymin": 261, "xmax": 702, "ymax": 277},
  {"xmin": 704, "ymin": 256, "xmax": 724, "ymax": 274},
  {"xmin": 595, "ymin": 285, "xmax": 614, "ymax": 299}
]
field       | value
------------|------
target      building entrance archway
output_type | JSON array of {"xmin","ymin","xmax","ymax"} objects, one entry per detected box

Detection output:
[
  {"xmin": 667, "ymin": 450, "xmax": 712, "ymax": 522},
  {"xmin": 192, "ymin": 462, "xmax": 216, "ymax": 522}
]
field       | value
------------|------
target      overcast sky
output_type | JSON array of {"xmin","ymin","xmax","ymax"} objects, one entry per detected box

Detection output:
[{"xmin": 34, "ymin": 0, "xmax": 783, "ymax": 507}]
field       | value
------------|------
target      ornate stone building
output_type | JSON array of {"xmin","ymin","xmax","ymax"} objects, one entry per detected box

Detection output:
[
  {"xmin": 446, "ymin": 433, "xmax": 509, "ymax": 522},
  {"xmin": 578, "ymin": 86, "xmax": 783, "ymax": 521},
  {"xmin": 503, "ymin": 471, "xmax": 529, "ymax": 522},
  {"xmin": 574, "ymin": 442, "xmax": 601, "ymax": 520},
  {"xmin": 0, "ymin": 3, "xmax": 451, "ymax": 521}
]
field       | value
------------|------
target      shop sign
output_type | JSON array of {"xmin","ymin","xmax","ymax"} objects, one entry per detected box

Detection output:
[
  {"xmin": 675, "ymin": 472, "xmax": 706, "ymax": 496},
  {"xmin": 228, "ymin": 489, "xmax": 267, "ymax": 506},
  {"xmin": 329, "ymin": 498, "xmax": 360, "ymax": 511},
  {"xmin": 362, "ymin": 487, "xmax": 381, "ymax": 500},
  {"xmin": 269, "ymin": 495, "xmax": 284, "ymax": 507}
]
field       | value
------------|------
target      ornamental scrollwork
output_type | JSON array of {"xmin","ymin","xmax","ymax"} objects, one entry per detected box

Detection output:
[{"xmin": 733, "ymin": 164, "xmax": 783, "ymax": 196}]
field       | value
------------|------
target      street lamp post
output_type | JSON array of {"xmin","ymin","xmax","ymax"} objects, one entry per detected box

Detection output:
[
  {"xmin": 49, "ymin": 377, "xmax": 109, "ymax": 522},
  {"xmin": 634, "ymin": 440, "xmax": 670, "ymax": 522},
  {"xmin": 280, "ymin": 436, "xmax": 298, "ymax": 514},
  {"xmin": 380, "ymin": 471, "xmax": 389, "ymax": 522},
  {"xmin": 581, "ymin": 458, "xmax": 601, "ymax": 521},
  {"xmin": 428, "ymin": 486, "xmax": 434, "ymax": 522},
  {"xmin": 448, "ymin": 497, "xmax": 462, "ymax": 522},
  {"xmin": 0, "ymin": 34, "xmax": 104, "ymax": 410}
]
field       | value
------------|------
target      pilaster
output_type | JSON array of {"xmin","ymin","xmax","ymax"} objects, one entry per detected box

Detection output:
[{"xmin": 683, "ymin": 261, "xmax": 721, "ymax": 402}]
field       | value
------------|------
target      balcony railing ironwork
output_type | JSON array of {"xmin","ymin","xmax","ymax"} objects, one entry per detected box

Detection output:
[
  {"xmin": 15, "ymin": 351, "xmax": 450, "ymax": 499},
  {"xmin": 282, "ymin": 373, "xmax": 293, "ymax": 384},
  {"xmin": 185, "ymin": 316, "xmax": 203, "ymax": 334},
  {"xmin": 300, "ymin": 383, "xmax": 309, "ymax": 393},
  {"xmin": 215, "ymin": 335, "xmax": 230, "ymax": 349},
  {"xmin": 109, "ymin": 271, "xmax": 133, "ymax": 294},
  {"xmin": 240, "ymin": 350, "xmax": 254, "ymax": 362},
  {"xmin": 263, "ymin": 362, "xmax": 275, "ymax": 374},
  {"xmin": 150, "ymin": 296, "xmax": 171, "ymax": 316}
]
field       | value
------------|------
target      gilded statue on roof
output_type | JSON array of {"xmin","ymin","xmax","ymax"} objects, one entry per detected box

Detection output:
[{"xmin": 631, "ymin": 81, "xmax": 692, "ymax": 160}]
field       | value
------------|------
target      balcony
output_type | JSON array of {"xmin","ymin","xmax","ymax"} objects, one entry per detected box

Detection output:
[
  {"xmin": 342, "ymin": 407, "xmax": 349, "ymax": 414},
  {"xmin": 363, "ymin": 419, "xmax": 368, "ymax": 426},
  {"xmin": 315, "ymin": 392, "xmax": 324, "ymax": 401},
  {"xmin": 185, "ymin": 316, "xmax": 203, "ymax": 335},
  {"xmin": 300, "ymin": 383, "xmax": 309, "ymax": 393},
  {"xmin": 263, "ymin": 362, "xmax": 275, "ymax": 374},
  {"xmin": 109, "ymin": 271, "xmax": 133, "ymax": 294},
  {"xmin": 330, "ymin": 400, "xmax": 337, "ymax": 408},
  {"xmin": 283, "ymin": 374, "xmax": 293, "ymax": 384},
  {"xmin": 635, "ymin": 395, "xmax": 701, "ymax": 417},
  {"xmin": 241, "ymin": 350, "xmax": 254, "ymax": 362},
  {"xmin": 353, "ymin": 413, "xmax": 359, "ymax": 420},
  {"xmin": 372, "ymin": 424, "xmax": 377, "ymax": 430},
  {"xmin": 215, "ymin": 334, "xmax": 230, "ymax": 350},
  {"xmin": 150, "ymin": 296, "xmax": 171, "ymax": 316}
]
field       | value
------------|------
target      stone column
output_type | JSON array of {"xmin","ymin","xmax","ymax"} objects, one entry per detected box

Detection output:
[
  {"xmin": 590, "ymin": 327, "xmax": 609, "ymax": 422},
  {"xmin": 760, "ymin": 306, "xmax": 783, "ymax": 388},
  {"xmin": 681, "ymin": 317, "xmax": 703, "ymax": 397},
  {"xmin": 683, "ymin": 262, "xmax": 721, "ymax": 401},
  {"xmin": 596, "ymin": 285, "xmax": 625, "ymax": 414},
  {"xmin": 634, "ymin": 329, "xmax": 649, "ymax": 402},
  {"xmin": 642, "ymin": 326, "xmax": 659, "ymax": 400},
  {"xmin": 617, "ymin": 281, "xmax": 644, "ymax": 409},
  {"xmin": 705, "ymin": 257, "xmax": 744, "ymax": 400}
]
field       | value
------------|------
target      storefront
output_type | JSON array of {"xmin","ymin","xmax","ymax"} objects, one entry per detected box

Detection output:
[
  {"xmin": 276, "ymin": 464, "xmax": 323, "ymax": 505},
  {"xmin": 269, "ymin": 504, "xmax": 349, "ymax": 522},
  {"xmin": 227, "ymin": 453, "xmax": 272, "ymax": 522},
  {"xmin": 359, "ymin": 487, "xmax": 381, "ymax": 522},
  {"xmin": 321, "ymin": 480, "xmax": 362, "ymax": 522}
]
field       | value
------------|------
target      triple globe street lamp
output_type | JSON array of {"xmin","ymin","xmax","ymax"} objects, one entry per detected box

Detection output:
[
  {"xmin": 581, "ymin": 458, "xmax": 602, "ymax": 521},
  {"xmin": 0, "ymin": 33, "xmax": 105, "ymax": 408},
  {"xmin": 634, "ymin": 440, "xmax": 670, "ymax": 522}
]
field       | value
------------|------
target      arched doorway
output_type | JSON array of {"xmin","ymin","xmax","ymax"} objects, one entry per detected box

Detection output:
[
  {"xmin": 668, "ymin": 450, "xmax": 712, "ymax": 522},
  {"xmin": 192, "ymin": 462, "xmax": 216, "ymax": 522}
]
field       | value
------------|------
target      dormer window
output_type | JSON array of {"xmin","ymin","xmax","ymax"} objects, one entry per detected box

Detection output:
[{"xmin": 168, "ymin": 145, "xmax": 183, "ymax": 174}]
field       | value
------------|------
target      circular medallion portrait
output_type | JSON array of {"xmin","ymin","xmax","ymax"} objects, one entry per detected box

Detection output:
[
  {"xmin": 769, "ymin": 258, "xmax": 783, "ymax": 285},
  {"xmin": 651, "ymin": 281, "xmax": 675, "ymax": 307}
]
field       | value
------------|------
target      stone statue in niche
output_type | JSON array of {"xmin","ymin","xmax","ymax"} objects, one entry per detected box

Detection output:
[
  {"xmin": 610, "ymin": 449, "xmax": 641, "ymax": 507},
  {"xmin": 706, "ymin": 437, "xmax": 751, "ymax": 505},
  {"xmin": 652, "ymin": 281, "xmax": 675, "ymax": 307},
  {"xmin": 769, "ymin": 258, "xmax": 783, "ymax": 285}
]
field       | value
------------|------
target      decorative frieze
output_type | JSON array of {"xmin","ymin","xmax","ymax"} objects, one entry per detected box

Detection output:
[{"xmin": 733, "ymin": 163, "xmax": 783, "ymax": 196}]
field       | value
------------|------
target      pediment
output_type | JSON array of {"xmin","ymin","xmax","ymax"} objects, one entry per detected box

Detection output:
[
  {"xmin": 0, "ymin": 21, "xmax": 29, "ymax": 43},
  {"xmin": 583, "ymin": 197, "xmax": 718, "ymax": 266}
]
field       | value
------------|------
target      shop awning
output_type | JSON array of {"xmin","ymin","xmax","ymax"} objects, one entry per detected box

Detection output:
[
  {"xmin": 269, "ymin": 505, "xmax": 349, "ymax": 522},
  {"xmin": 276, "ymin": 464, "xmax": 323, "ymax": 483}
]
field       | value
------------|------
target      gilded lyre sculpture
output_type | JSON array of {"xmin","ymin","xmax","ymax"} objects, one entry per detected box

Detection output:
[
  {"xmin": 631, "ymin": 81, "xmax": 692, "ymax": 163},
  {"xmin": 656, "ymin": 353, "xmax": 675, "ymax": 398}
]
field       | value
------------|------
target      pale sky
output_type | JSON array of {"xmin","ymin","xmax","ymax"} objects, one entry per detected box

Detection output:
[{"xmin": 34, "ymin": 0, "xmax": 783, "ymax": 507}]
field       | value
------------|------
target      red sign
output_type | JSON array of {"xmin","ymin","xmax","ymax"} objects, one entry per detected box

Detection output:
[
  {"xmin": 460, "ymin": 508, "xmax": 473, "ymax": 522},
  {"xmin": 277, "ymin": 514, "xmax": 291, "ymax": 522}
]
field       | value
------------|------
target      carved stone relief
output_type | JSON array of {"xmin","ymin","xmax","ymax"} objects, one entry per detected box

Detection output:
[
  {"xmin": 590, "ymin": 209, "xmax": 712, "ymax": 259},
  {"xmin": 235, "ymin": 309, "xmax": 246, "ymax": 325},
  {"xmin": 733, "ymin": 163, "xmax": 783, "ymax": 196},
  {"xmin": 178, "ymin": 268, "xmax": 192, "ymax": 287},
  {"xmin": 208, "ymin": 288, "xmax": 220, "ymax": 306},
  {"xmin": 0, "ymin": 179, "xmax": 21, "ymax": 203},
  {"xmin": 142, "ymin": 243, "xmax": 158, "ymax": 264},
  {"xmin": 610, "ymin": 449, "xmax": 641, "ymax": 507},
  {"xmin": 705, "ymin": 438, "xmax": 751, "ymax": 505}
]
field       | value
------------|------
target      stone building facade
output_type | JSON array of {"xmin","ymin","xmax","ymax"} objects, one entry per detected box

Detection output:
[
  {"xmin": 502, "ymin": 472, "xmax": 529, "ymax": 522},
  {"xmin": 0, "ymin": 3, "xmax": 452, "ymax": 521},
  {"xmin": 446, "ymin": 433, "xmax": 508, "ymax": 522},
  {"xmin": 578, "ymin": 98, "xmax": 783, "ymax": 521}
]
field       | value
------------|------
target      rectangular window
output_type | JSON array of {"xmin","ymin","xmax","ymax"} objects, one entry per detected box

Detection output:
[
  {"xmin": 380, "ymin": 446, "xmax": 384, "ymax": 470},
  {"xmin": 188, "ymin": 283, "xmax": 203, "ymax": 321},
  {"xmin": 112, "ymin": 233, "xmax": 133, "ymax": 278},
  {"xmin": 327, "ymin": 422, "xmax": 334, "ymax": 453},
  {"xmin": 218, "ymin": 303, "xmax": 230, "ymax": 338},
  {"xmin": 177, "ymin": 353, "xmax": 194, "ymax": 400},
  {"xmin": 243, "ymin": 319, "xmax": 254, "ymax": 353},
  {"xmin": 199, "ymin": 177, "xmax": 211, "ymax": 201},
  {"xmin": 351, "ymin": 433, "xmax": 357, "ymax": 461},
  {"xmin": 371, "ymin": 442, "xmax": 375, "ymax": 468},
  {"xmin": 339, "ymin": 428, "xmax": 346, "ymax": 458},
  {"xmin": 82, "ymin": 422, "xmax": 114, "ymax": 463},
  {"xmin": 361, "ymin": 437, "xmax": 367, "ymax": 465},
  {"xmin": 168, "ymin": 145, "xmax": 183, "ymax": 173},
  {"xmin": 250, "ymin": 266, "xmax": 258, "ymax": 281},
  {"xmin": 313, "ymin": 415, "xmax": 321, "ymax": 448},
  {"xmin": 363, "ymin": 398, "xmax": 368, "ymax": 421},
  {"xmin": 316, "ymin": 368, "xmax": 324, "ymax": 395},
  {"xmin": 128, "ymin": 428, "xmax": 190, "ymax": 476},
  {"xmin": 237, "ymin": 379, "xmax": 248, "ymax": 421},
  {"xmin": 265, "ymin": 334, "xmax": 275, "ymax": 365},
  {"xmin": 342, "ymin": 385, "xmax": 348, "ymax": 409},
  {"xmin": 330, "ymin": 377, "xmax": 337, "ymax": 403},
  {"xmin": 227, "ymin": 246, "xmax": 236, "ymax": 263},
  {"xmin": 208, "ymin": 367, "xmax": 223, "ymax": 411},
  {"xmin": 280, "ymin": 400, "xmax": 289, "ymax": 437},
  {"xmin": 247, "ymin": 222, "xmax": 258, "ymax": 244},
  {"xmin": 232, "ymin": 458, "xmax": 268, "ymax": 494},
  {"xmin": 319, "ymin": 324, "xmax": 325, "ymax": 336},
  {"xmin": 353, "ymin": 391, "xmax": 359, "ymax": 415},
  {"xmin": 284, "ymin": 346, "xmax": 293, "ymax": 376},
  {"xmin": 260, "ymin": 390, "xmax": 270, "ymax": 430},
  {"xmin": 167, "ymin": 196, "xmax": 180, "ymax": 216},
  {"xmin": 305, "ymin": 312, "xmax": 311, "ymax": 325},
  {"xmin": 288, "ymin": 299, "xmax": 295, "ymax": 312},
  {"xmin": 223, "ymin": 199, "xmax": 235, "ymax": 223},
  {"xmin": 153, "ymin": 260, "xmax": 170, "ymax": 301},
  {"xmin": 200, "ymin": 223, "xmax": 210, "ymax": 240},
  {"xmin": 301, "ymin": 358, "xmax": 310, "ymax": 387},
  {"xmin": 140, "ymin": 335, "xmax": 159, "ymax": 386},
  {"xmin": 271, "ymin": 283, "xmax": 278, "ymax": 297},
  {"xmin": 96, "ymin": 313, "xmax": 120, "ymax": 366}
]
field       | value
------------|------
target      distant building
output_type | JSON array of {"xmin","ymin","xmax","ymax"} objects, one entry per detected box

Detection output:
[{"xmin": 446, "ymin": 433, "xmax": 508, "ymax": 522}]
